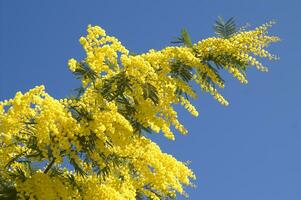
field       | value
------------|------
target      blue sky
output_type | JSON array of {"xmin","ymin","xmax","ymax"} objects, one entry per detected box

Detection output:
[{"xmin": 0, "ymin": 0, "xmax": 300, "ymax": 199}]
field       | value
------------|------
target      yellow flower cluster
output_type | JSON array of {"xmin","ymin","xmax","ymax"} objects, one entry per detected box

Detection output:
[
  {"xmin": 17, "ymin": 171, "xmax": 79, "ymax": 200},
  {"xmin": 0, "ymin": 22, "xmax": 278, "ymax": 199}
]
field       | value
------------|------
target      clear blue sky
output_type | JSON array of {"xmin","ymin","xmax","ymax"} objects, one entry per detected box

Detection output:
[{"xmin": 0, "ymin": 0, "xmax": 300, "ymax": 199}]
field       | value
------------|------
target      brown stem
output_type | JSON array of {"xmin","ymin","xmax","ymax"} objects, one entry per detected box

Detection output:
[{"xmin": 43, "ymin": 158, "xmax": 55, "ymax": 174}]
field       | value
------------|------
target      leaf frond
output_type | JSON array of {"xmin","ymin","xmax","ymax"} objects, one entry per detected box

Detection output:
[{"xmin": 214, "ymin": 16, "xmax": 237, "ymax": 38}]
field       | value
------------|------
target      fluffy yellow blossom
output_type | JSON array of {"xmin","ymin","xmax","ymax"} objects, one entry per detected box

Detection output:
[{"xmin": 0, "ymin": 21, "xmax": 278, "ymax": 199}]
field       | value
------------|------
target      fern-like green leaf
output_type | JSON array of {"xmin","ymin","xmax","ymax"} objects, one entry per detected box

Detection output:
[
  {"xmin": 181, "ymin": 28, "xmax": 193, "ymax": 47},
  {"xmin": 142, "ymin": 83, "xmax": 159, "ymax": 105},
  {"xmin": 170, "ymin": 62, "xmax": 193, "ymax": 82},
  {"xmin": 214, "ymin": 16, "xmax": 237, "ymax": 38},
  {"xmin": 171, "ymin": 28, "xmax": 193, "ymax": 47},
  {"xmin": 72, "ymin": 61, "xmax": 98, "ymax": 83}
]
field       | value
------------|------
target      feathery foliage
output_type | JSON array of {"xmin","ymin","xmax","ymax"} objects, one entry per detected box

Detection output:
[{"xmin": 214, "ymin": 16, "xmax": 237, "ymax": 38}]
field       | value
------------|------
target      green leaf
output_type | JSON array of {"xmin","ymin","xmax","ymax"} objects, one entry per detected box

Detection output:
[
  {"xmin": 170, "ymin": 62, "xmax": 193, "ymax": 82},
  {"xmin": 100, "ymin": 71, "xmax": 132, "ymax": 102},
  {"xmin": 214, "ymin": 16, "xmax": 237, "ymax": 38},
  {"xmin": 77, "ymin": 132, "xmax": 97, "ymax": 153},
  {"xmin": 135, "ymin": 192, "xmax": 144, "ymax": 200},
  {"xmin": 181, "ymin": 28, "xmax": 193, "ymax": 47},
  {"xmin": 9, "ymin": 166, "xmax": 27, "ymax": 182},
  {"xmin": 66, "ymin": 173, "xmax": 83, "ymax": 192},
  {"xmin": 69, "ymin": 158, "xmax": 87, "ymax": 177},
  {"xmin": 0, "ymin": 183, "xmax": 17, "ymax": 200},
  {"xmin": 142, "ymin": 83, "xmax": 159, "ymax": 105},
  {"xmin": 73, "ymin": 86, "xmax": 85, "ymax": 99},
  {"xmin": 69, "ymin": 105, "xmax": 93, "ymax": 122},
  {"xmin": 212, "ymin": 53, "xmax": 248, "ymax": 74},
  {"xmin": 73, "ymin": 61, "xmax": 98, "ymax": 83},
  {"xmin": 171, "ymin": 28, "xmax": 193, "ymax": 47},
  {"xmin": 205, "ymin": 62, "xmax": 225, "ymax": 85},
  {"xmin": 49, "ymin": 166, "xmax": 65, "ymax": 177}
]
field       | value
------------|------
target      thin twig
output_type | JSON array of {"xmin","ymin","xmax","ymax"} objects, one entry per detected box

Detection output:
[{"xmin": 44, "ymin": 158, "xmax": 56, "ymax": 174}]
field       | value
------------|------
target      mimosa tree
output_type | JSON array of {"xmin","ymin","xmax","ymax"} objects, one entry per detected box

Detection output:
[{"xmin": 0, "ymin": 18, "xmax": 279, "ymax": 200}]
